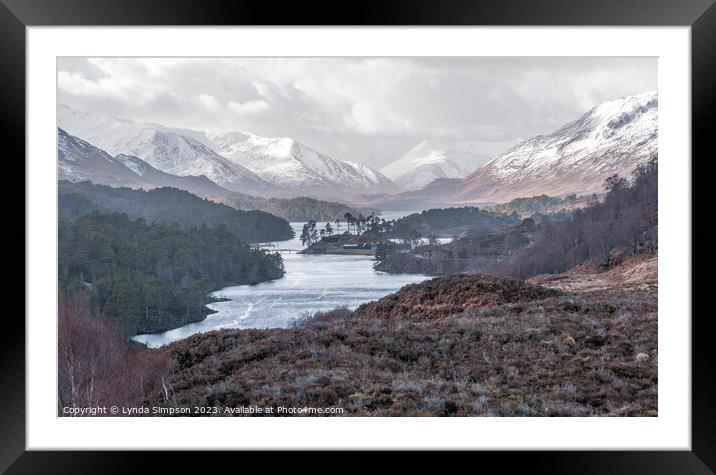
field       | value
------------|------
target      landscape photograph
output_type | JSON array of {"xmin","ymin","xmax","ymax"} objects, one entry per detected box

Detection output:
[{"xmin": 57, "ymin": 56, "xmax": 658, "ymax": 417}]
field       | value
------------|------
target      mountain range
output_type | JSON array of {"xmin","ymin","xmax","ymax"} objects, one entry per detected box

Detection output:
[
  {"xmin": 58, "ymin": 128, "xmax": 229, "ymax": 199},
  {"xmin": 206, "ymin": 131, "xmax": 397, "ymax": 198},
  {"xmin": 58, "ymin": 104, "xmax": 275, "ymax": 197},
  {"xmin": 368, "ymin": 91, "xmax": 658, "ymax": 207},
  {"xmin": 57, "ymin": 127, "xmax": 376, "ymax": 220},
  {"xmin": 58, "ymin": 91, "xmax": 658, "ymax": 209},
  {"xmin": 455, "ymin": 91, "xmax": 658, "ymax": 202},
  {"xmin": 58, "ymin": 104, "xmax": 397, "ymax": 200}
]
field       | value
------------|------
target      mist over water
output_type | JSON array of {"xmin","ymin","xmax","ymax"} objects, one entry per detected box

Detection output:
[{"xmin": 132, "ymin": 217, "xmax": 431, "ymax": 348}]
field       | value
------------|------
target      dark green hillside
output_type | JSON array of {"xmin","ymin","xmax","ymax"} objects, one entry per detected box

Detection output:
[
  {"xmin": 391, "ymin": 206, "xmax": 521, "ymax": 238},
  {"xmin": 59, "ymin": 181, "xmax": 293, "ymax": 243},
  {"xmin": 59, "ymin": 212, "xmax": 285, "ymax": 336},
  {"xmin": 220, "ymin": 193, "xmax": 374, "ymax": 222}
]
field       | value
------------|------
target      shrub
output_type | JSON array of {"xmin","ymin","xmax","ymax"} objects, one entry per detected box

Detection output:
[
  {"xmin": 290, "ymin": 307, "xmax": 352, "ymax": 328},
  {"xmin": 58, "ymin": 292, "xmax": 171, "ymax": 414}
]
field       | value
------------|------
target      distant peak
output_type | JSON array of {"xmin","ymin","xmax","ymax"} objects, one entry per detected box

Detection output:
[{"xmin": 588, "ymin": 90, "xmax": 657, "ymax": 114}]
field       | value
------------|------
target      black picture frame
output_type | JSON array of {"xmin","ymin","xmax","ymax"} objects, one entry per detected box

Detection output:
[{"xmin": 2, "ymin": 0, "xmax": 713, "ymax": 472}]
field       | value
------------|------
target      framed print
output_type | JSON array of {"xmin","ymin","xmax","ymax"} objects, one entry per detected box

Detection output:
[{"xmin": 3, "ymin": 0, "xmax": 715, "ymax": 471}]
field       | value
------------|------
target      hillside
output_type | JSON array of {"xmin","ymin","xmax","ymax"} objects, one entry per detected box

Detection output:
[
  {"xmin": 529, "ymin": 252, "xmax": 658, "ymax": 298},
  {"xmin": 457, "ymin": 91, "xmax": 657, "ymax": 203},
  {"xmin": 58, "ymin": 127, "xmax": 151, "ymax": 188},
  {"xmin": 507, "ymin": 156, "xmax": 657, "ymax": 278},
  {"xmin": 218, "ymin": 193, "xmax": 374, "ymax": 222},
  {"xmin": 150, "ymin": 272, "xmax": 657, "ymax": 416},
  {"xmin": 58, "ymin": 181, "xmax": 293, "ymax": 243},
  {"xmin": 390, "ymin": 206, "xmax": 521, "ymax": 238},
  {"xmin": 486, "ymin": 193, "xmax": 590, "ymax": 218},
  {"xmin": 353, "ymin": 274, "xmax": 559, "ymax": 319},
  {"xmin": 59, "ymin": 213, "xmax": 285, "ymax": 336},
  {"xmin": 378, "ymin": 156, "xmax": 657, "ymax": 280},
  {"xmin": 375, "ymin": 221, "xmax": 534, "ymax": 275}
]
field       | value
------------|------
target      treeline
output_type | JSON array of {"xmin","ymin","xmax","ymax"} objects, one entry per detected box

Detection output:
[
  {"xmin": 487, "ymin": 193, "xmax": 584, "ymax": 217},
  {"xmin": 220, "ymin": 193, "xmax": 374, "ymax": 222},
  {"xmin": 59, "ymin": 212, "xmax": 285, "ymax": 336},
  {"xmin": 391, "ymin": 206, "xmax": 521, "ymax": 238},
  {"xmin": 59, "ymin": 181, "xmax": 293, "ymax": 243},
  {"xmin": 508, "ymin": 157, "xmax": 657, "ymax": 278}
]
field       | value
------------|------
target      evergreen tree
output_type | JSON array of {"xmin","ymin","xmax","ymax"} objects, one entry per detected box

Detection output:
[{"xmin": 59, "ymin": 212, "xmax": 285, "ymax": 336}]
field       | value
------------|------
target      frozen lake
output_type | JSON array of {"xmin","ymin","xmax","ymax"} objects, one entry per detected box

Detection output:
[{"xmin": 132, "ymin": 215, "xmax": 432, "ymax": 348}]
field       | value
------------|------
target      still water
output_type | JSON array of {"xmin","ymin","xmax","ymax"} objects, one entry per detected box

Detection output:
[{"xmin": 132, "ymin": 215, "xmax": 432, "ymax": 348}]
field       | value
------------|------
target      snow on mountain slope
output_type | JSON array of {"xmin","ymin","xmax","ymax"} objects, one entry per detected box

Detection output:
[
  {"xmin": 343, "ymin": 160, "xmax": 396, "ymax": 189},
  {"xmin": 456, "ymin": 91, "xmax": 658, "ymax": 203},
  {"xmin": 380, "ymin": 139, "xmax": 523, "ymax": 191},
  {"xmin": 58, "ymin": 127, "xmax": 149, "ymax": 187},
  {"xmin": 207, "ymin": 131, "xmax": 398, "ymax": 198},
  {"xmin": 58, "ymin": 128, "xmax": 230, "ymax": 198},
  {"xmin": 58, "ymin": 104, "xmax": 275, "ymax": 196},
  {"xmin": 113, "ymin": 154, "xmax": 230, "ymax": 198},
  {"xmin": 380, "ymin": 140, "xmax": 477, "ymax": 190}
]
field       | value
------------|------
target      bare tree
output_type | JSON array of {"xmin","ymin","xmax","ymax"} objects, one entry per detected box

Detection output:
[{"xmin": 58, "ymin": 292, "xmax": 171, "ymax": 415}]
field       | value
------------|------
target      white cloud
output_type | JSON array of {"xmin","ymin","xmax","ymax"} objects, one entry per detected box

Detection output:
[
  {"xmin": 252, "ymin": 81, "xmax": 270, "ymax": 98},
  {"xmin": 228, "ymin": 99, "xmax": 270, "ymax": 115},
  {"xmin": 58, "ymin": 70, "xmax": 144, "ymax": 101},
  {"xmin": 195, "ymin": 94, "xmax": 222, "ymax": 112}
]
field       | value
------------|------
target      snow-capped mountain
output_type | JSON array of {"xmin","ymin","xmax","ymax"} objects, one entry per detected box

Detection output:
[
  {"xmin": 57, "ymin": 105, "xmax": 275, "ymax": 196},
  {"xmin": 58, "ymin": 128, "xmax": 229, "ymax": 198},
  {"xmin": 58, "ymin": 104, "xmax": 399, "ymax": 200},
  {"xmin": 58, "ymin": 127, "xmax": 147, "ymax": 186},
  {"xmin": 455, "ymin": 91, "xmax": 658, "ymax": 203},
  {"xmin": 207, "ymin": 131, "xmax": 398, "ymax": 198},
  {"xmin": 362, "ymin": 92, "xmax": 658, "ymax": 208},
  {"xmin": 381, "ymin": 140, "xmax": 489, "ymax": 190}
]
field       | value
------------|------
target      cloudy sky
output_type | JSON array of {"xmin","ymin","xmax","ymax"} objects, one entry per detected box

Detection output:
[{"xmin": 58, "ymin": 57, "xmax": 656, "ymax": 168}]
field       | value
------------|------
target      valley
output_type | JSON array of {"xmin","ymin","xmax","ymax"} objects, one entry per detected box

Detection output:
[
  {"xmin": 131, "ymin": 219, "xmax": 432, "ymax": 347},
  {"xmin": 56, "ymin": 88, "xmax": 660, "ymax": 417}
]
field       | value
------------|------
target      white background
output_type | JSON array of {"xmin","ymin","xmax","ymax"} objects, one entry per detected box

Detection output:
[{"xmin": 27, "ymin": 27, "xmax": 690, "ymax": 450}]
